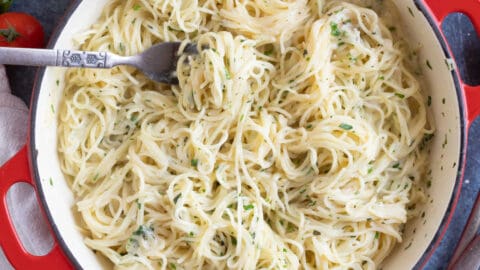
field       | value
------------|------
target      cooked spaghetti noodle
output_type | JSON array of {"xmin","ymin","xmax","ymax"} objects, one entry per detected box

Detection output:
[{"xmin": 58, "ymin": 0, "xmax": 433, "ymax": 269}]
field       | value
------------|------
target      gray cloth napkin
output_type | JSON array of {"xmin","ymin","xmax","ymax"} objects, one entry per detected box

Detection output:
[{"xmin": 0, "ymin": 65, "xmax": 53, "ymax": 269}]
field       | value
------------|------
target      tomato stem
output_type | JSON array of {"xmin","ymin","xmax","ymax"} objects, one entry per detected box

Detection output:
[{"xmin": 0, "ymin": 25, "xmax": 19, "ymax": 42}]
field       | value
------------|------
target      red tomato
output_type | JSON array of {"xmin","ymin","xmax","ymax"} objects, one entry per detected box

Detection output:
[{"xmin": 0, "ymin": 12, "xmax": 44, "ymax": 48}]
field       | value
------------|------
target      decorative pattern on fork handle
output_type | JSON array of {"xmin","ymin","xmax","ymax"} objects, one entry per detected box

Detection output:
[{"xmin": 59, "ymin": 50, "xmax": 108, "ymax": 68}]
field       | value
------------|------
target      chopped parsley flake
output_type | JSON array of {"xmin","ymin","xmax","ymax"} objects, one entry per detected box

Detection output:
[
  {"xmin": 426, "ymin": 60, "xmax": 433, "ymax": 70},
  {"xmin": 408, "ymin": 7, "xmax": 414, "ymax": 17},
  {"xmin": 395, "ymin": 93, "xmax": 405, "ymax": 99},
  {"xmin": 133, "ymin": 4, "xmax": 141, "ymax": 10},
  {"xmin": 243, "ymin": 204, "xmax": 254, "ymax": 211},
  {"xmin": 225, "ymin": 68, "xmax": 231, "ymax": 80},
  {"xmin": 264, "ymin": 48, "xmax": 274, "ymax": 56},
  {"xmin": 330, "ymin": 22, "xmax": 341, "ymax": 36},
  {"xmin": 191, "ymin": 159, "xmax": 199, "ymax": 167},
  {"xmin": 130, "ymin": 114, "xmax": 138, "ymax": 122},
  {"xmin": 133, "ymin": 225, "xmax": 154, "ymax": 239},
  {"xmin": 339, "ymin": 123, "xmax": 353, "ymax": 130},
  {"xmin": 173, "ymin": 193, "xmax": 182, "ymax": 204},
  {"xmin": 375, "ymin": 232, "xmax": 379, "ymax": 239}
]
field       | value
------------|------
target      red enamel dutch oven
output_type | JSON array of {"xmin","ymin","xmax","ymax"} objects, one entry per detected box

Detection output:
[{"xmin": 0, "ymin": 0, "xmax": 479, "ymax": 269}]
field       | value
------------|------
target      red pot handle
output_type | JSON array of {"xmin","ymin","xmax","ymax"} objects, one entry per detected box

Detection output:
[
  {"xmin": 423, "ymin": 0, "xmax": 480, "ymax": 127},
  {"xmin": 0, "ymin": 145, "xmax": 73, "ymax": 269}
]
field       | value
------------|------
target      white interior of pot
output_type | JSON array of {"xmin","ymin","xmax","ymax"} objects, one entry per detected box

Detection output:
[{"xmin": 32, "ymin": 0, "xmax": 462, "ymax": 269}]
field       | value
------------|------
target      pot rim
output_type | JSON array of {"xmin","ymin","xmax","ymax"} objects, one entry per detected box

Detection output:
[{"xmin": 27, "ymin": 1, "xmax": 468, "ymax": 269}]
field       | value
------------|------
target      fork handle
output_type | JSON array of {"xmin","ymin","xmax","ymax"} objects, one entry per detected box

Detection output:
[{"xmin": 0, "ymin": 47, "xmax": 126, "ymax": 68}]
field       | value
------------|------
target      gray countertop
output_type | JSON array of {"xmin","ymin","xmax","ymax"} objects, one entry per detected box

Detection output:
[{"xmin": 5, "ymin": 1, "xmax": 480, "ymax": 269}]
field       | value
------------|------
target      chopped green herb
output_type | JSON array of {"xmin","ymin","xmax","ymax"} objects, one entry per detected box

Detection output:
[
  {"xmin": 169, "ymin": 263, "xmax": 176, "ymax": 270},
  {"xmin": 264, "ymin": 48, "xmax": 274, "ymax": 56},
  {"xmin": 283, "ymin": 248, "xmax": 287, "ymax": 252},
  {"xmin": 395, "ymin": 93, "xmax": 405, "ymax": 99},
  {"xmin": 225, "ymin": 68, "xmax": 231, "ymax": 80},
  {"xmin": 306, "ymin": 56, "xmax": 311, "ymax": 61},
  {"xmin": 231, "ymin": 236, "xmax": 237, "ymax": 246},
  {"xmin": 289, "ymin": 79, "xmax": 294, "ymax": 84},
  {"xmin": 130, "ymin": 114, "xmax": 138, "ymax": 122},
  {"xmin": 126, "ymin": 238, "xmax": 139, "ymax": 252},
  {"xmin": 173, "ymin": 193, "xmax": 182, "ymax": 204},
  {"xmin": 243, "ymin": 204, "xmax": 254, "ymax": 211},
  {"xmin": 427, "ymin": 96, "xmax": 432, "ymax": 106},
  {"xmin": 392, "ymin": 163, "xmax": 401, "ymax": 169},
  {"xmin": 338, "ymin": 41, "xmax": 345, "ymax": 46},
  {"xmin": 426, "ymin": 60, "xmax": 432, "ymax": 70},
  {"xmin": 189, "ymin": 231, "xmax": 194, "ymax": 237},
  {"xmin": 379, "ymin": 76, "xmax": 384, "ymax": 80},
  {"xmin": 287, "ymin": 223, "xmax": 296, "ymax": 232},
  {"xmin": 93, "ymin": 173, "xmax": 99, "ymax": 181},
  {"xmin": 408, "ymin": 7, "xmax": 414, "ymax": 17},
  {"xmin": 133, "ymin": 225, "xmax": 154, "ymax": 239},
  {"xmin": 135, "ymin": 199, "xmax": 142, "ymax": 209},
  {"xmin": 375, "ymin": 232, "xmax": 380, "ymax": 239},
  {"xmin": 313, "ymin": 230, "xmax": 321, "ymax": 235},
  {"xmin": 56, "ymin": 79, "xmax": 59, "ymax": 86},
  {"xmin": 442, "ymin": 98, "xmax": 445, "ymax": 104},
  {"xmin": 119, "ymin": 42, "xmax": 125, "ymax": 52},
  {"xmin": 368, "ymin": 168, "xmax": 373, "ymax": 174},
  {"xmin": 427, "ymin": 180, "xmax": 432, "ymax": 188},
  {"xmin": 388, "ymin": 26, "xmax": 396, "ymax": 31},
  {"xmin": 348, "ymin": 54, "xmax": 357, "ymax": 62},
  {"xmin": 303, "ymin": 49, "xmax": 308, "ymax": 56},
  {"xmin": 306, "ymin": 124, "xmax": 313, "ymax": 130},
  {"xmin": 191, "ymin": 159, "xmax": 199, "ymax": 167},
  {"xmin": 339, "ymin": 123, "xmax": 353, "ymax": 130},
  {"xmin": 49, "ymin": 177, "xmax": 53, "ymax": 186},
  {"xmin": 133, "ymin": 4, "xmax": 141, "ymax": 10},
  {"xmin": 299, "ymin": 188, "xmax": 307, "ymax": 194},
  {"xmin": 330, "ymin": 22, "xmax": 341, "ymax": 36}
]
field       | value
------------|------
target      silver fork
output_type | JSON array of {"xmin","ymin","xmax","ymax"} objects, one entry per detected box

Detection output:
[{"xmin": 0, "ymin": 42, "xmax": 197, "ymax": 84}]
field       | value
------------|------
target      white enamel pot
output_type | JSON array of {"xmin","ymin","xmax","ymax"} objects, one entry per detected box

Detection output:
[{"xmin": 0, "ymin": 0, "xmax": 479, "ymax": 269}]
